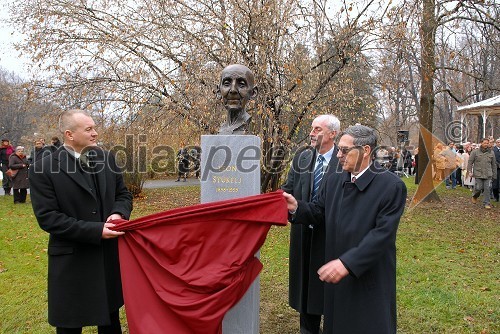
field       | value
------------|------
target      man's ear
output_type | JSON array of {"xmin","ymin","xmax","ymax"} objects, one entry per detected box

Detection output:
[
  {"xmin": 363, "ymin": 145, "xmax": 372, "ymax": 158},
  {"xmin": 250, "ymin": 86, "xmax": 258, "ymax": 100},
  {"xmin": 329, "ymin": 131, "xmax": 336, "ymax": 140},
  {"xmin": 65, "ymin": 130, "xmax": 73, "ymax": 141}
]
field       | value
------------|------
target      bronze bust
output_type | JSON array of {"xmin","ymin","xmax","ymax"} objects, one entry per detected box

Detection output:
[{"xmin": 216, "ymin": 64, "xmax": 258, "ymax": 135}]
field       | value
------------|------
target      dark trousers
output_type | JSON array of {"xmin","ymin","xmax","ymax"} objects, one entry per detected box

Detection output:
[
  {"xmin": 300, "ymin": 312, "xmax": 322, "ymax": 334},
  {"xmin": 13, "ymin": 188, "xmax": 27, "ymax": 203},
  {"xmin": 493, "ymin": 169, "xmax": 500, "ymax": 201},
  {"xmin": 1, "ymin": 164, "xmax": 11, "ymax": 193},
  {"xmin": 456, "ymin": 168, "xmax": 462, "ymax": 185},
  {"xmin": 56, "ymin": 310, "xmax": 121, "ymax": 334}
]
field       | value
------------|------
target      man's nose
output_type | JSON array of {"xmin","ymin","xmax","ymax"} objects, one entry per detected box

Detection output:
[{"xmin": 229, "ymin": 80, "xmax": 238, "ymax": 93}]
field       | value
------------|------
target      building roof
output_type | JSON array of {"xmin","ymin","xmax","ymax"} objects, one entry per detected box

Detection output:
[{"xmin": 456, "ymin": 95, "xmax": 500, "ymax": 115}]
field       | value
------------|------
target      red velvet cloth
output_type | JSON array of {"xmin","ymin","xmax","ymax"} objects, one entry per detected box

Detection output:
[{"xmin": 112, "ymin": 190, "xmax": 287, "ymax": 334}]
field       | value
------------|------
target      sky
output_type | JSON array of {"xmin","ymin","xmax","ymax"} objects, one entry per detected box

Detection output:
[{"xmin": 0, "ymin": 1, "xmax": 30, "ymax": 78}]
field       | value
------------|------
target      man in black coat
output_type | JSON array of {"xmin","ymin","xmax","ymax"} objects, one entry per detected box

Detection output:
[
  {"xmin": 284, "ymin": 125, "xmax": 407, "ymax": 334},
  {"xmin": 29, "ymin": 109, "xmax": 133, "ymax": 334},
  {"xmin": 281, "ymin": 114, "xmax": 340, "ymax": 334}
]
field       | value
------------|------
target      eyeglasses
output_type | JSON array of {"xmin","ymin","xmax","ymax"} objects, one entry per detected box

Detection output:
[{"xmin": 338, "ymin": 145, "xmax": 362, "ymax": 155}]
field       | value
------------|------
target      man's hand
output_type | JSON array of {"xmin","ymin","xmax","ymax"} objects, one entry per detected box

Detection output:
[
  {"xmin": 102, "ymin": 222, "xmax": 125, "ymax": 239},
  {"xmin": 318, "ymin": 259, "xmax": 349, "ymax": 284},
  {"xmin": 107, "ymin": 213, "xmax": 123, "ymax": 222},
  {"xmin": 282, "ymin": 192, "xmax": 298, "ymax": 212}
]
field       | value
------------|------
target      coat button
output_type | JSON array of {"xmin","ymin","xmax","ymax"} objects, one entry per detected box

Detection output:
[{"xmin": 92, "ymin": 210, "xmax": 97, "ymax": 214}]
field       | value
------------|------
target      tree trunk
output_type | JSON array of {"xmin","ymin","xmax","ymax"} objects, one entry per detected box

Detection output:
[{"xmin": 416, "ymin": 0, "xmax": 440, "ymax": 202}]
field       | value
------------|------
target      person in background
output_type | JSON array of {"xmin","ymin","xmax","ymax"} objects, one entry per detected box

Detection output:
[
  {"xmin": 29, "ymin": 109, "xmax": 133, "ymax": 334},
  {"xmin": 413, "ymin": 147, "xmax": 419, "ymax": 183},
  {"xmin": 50, "ymin": 136, "xmax": 63, "ymax": 152},
  {"xmin": 455, "ymin": 145, "xmax": 465, "ymax": 187},
  {"xmin": 281, "ymin": 114, "xmax": 341, "ymax": 334},
  {"xmin": 461, "ymin": 145, "xmax": 473, "ymax": 191},
  {"xmin": 388, "ymin": 147, "xmax": 398, "ymax": 174},
  {"xmin": 189, "ymin": 148, "xmax": 201, "ymax": 179},
  {"xmin": 176, "ymin": 148, "xmax": 190, "ymax": 182},
  {"xmin": 492, "ymin": 138, "xmax": 500, "ymax": 202},
  {"xmin": 29, "ymin": 139, "xmax": 50, "ymax": 164},
  {"xmin": 440, "ymin": 145, "xmax": 458, "ymax": 189},
  {"xmin": 433, "ymin": 143, "xmax": 445, "ymax": 181},
  {"xmin": 0, "ymin": 138, "xmax": 15, "ymax": 195},
  {"xmin": 284, "ymin": 125, "xmax": 407, "ymax": 334},
  {"xmin": 467, "ymin": 138, "xmax": 497, "ymax": 210},
  {"xmin": 402, "ymin": 148, "xmax": 413, "ymax": 175},
  {"xmin": 8, "ymin": 146, "xmax": 29, "ymax": 203}
]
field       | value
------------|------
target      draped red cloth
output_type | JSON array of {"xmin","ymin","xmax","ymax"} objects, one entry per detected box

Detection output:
[{"xmin": 112, "ymin": 190, "xmax": 288, "ymax": 334}]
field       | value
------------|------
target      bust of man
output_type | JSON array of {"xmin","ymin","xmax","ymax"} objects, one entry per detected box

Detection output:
[{"xmin": 216, "ymin": 64, "xmax": 258, "ymax": 135}]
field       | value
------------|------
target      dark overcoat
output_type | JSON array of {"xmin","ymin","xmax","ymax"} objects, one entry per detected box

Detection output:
[
  {"xmin": 29, "ymin": 147, "xmax": 133, "ymax": 328},
  {"xmin": 8, "ymin": 154, "xmax": 29, "ymax": 189},
  {"xmin": 281, "ymin": 146, "xmax": 340, "ymax": 315},
  {"xmin": 295, "ymin": 163, "xmax": 407, "ymax": 334},
  {"xmin": 493, "ymin": 146, "xmax": 500, "ymax": 190}
]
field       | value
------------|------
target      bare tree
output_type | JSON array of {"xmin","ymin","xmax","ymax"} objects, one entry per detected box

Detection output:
[{"xmin": 9, "ymin": 0, "xmax": 390, "ymax": 191}]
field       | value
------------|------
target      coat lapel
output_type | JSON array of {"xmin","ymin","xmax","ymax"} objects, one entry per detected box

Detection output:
[
  {"xmin": 299, "ymin": 149, "xmax": 315, "ymax": 198},
  {"xmin": 92, "ymin": 149, "xmax": 107, "ymax": 199},
  {"xmin": 56, "ymin": 148, "xmax": 96, "ymax": 198},
  {"xmin": 351, "ymin": 162, "xmax": 386, "ymax": 191}
]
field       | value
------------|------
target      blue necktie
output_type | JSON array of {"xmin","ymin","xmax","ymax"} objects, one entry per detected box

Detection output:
[{"xmin": 311, "ymin": 154, "xmax": 325, "ymax": 202}]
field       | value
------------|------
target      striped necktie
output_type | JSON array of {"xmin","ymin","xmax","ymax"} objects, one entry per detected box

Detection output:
[
  {"xmin": 79, "ymin": 152, "xmax": 89, "ymax": 168},
  {"xmin": 311, "ymin": 154, "xmax": 325, "ymax": 202}
]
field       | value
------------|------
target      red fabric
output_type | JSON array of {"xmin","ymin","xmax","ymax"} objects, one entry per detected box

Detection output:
[{"xmin": 112, "ymin": 190, "xmax": 287, "ymax": 334}]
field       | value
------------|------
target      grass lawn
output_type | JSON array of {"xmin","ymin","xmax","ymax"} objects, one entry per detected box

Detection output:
[{"xmin": 0, "ymin": 178, "xmax": 498, "ymax": 333}]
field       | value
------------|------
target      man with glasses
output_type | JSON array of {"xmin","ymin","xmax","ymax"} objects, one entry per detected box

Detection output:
[
  {"xmin": 281, "ymin": 114, "xmax": 340, "ymax": 334},
  {"xmin": 283, "ymin": 125, "xmax": 407, "ymax": 334}
]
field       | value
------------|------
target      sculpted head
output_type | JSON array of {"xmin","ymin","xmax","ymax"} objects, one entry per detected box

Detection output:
[{"xmin": 217, "ymin": 64, "xmax": 258, "ymax": 115}]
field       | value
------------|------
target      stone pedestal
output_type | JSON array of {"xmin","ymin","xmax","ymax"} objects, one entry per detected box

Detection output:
[{"xmin": 200, "ymin": 135, "xmax": 261, "ymax": 334}]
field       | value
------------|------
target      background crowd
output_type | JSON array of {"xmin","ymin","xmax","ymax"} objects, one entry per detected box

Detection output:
[{"xmin": 0, "ymin": 136, "xmax": 61, "ymax": 203}]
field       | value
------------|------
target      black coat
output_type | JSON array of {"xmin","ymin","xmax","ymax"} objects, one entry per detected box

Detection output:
[
  {"xmin": 29, "ymin": 147, "xmax": 133, "ymax": 327},
  {"xmin": 8, "ymin": 154, "xmax": 29, "ymax": 189},
  {"xmin": 493, "ymin": 146, "xmax": 500, "ymax": 190},
  {"xmin": 281, "ymin": 146, "xmax": 340, "ymax": 315},
  {"xmin": 295, "ymin": 163, "xmax": 407, "ymax": 334}
]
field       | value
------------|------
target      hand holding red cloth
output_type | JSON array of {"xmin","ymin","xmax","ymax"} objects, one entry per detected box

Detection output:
[{"xmin": 112, "ymin": 190, "xmax": 288, "ymax": 334}]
